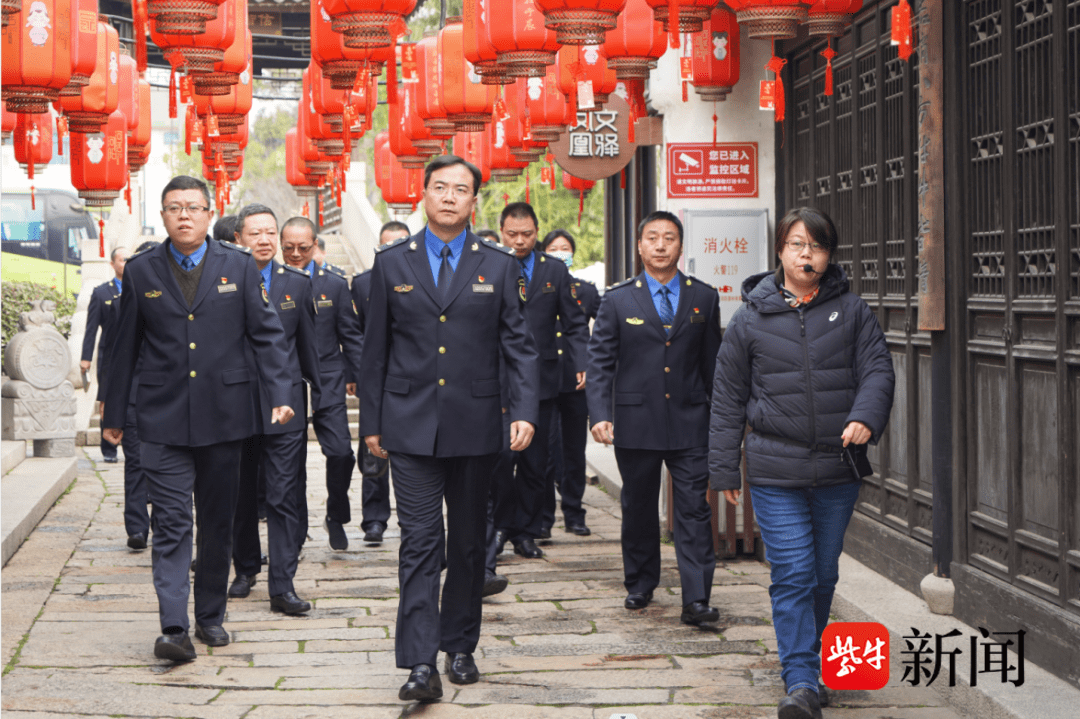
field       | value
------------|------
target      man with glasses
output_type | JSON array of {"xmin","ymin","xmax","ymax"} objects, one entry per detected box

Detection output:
[
  {"xmin": 360, "ymin": 155, "xmax": 538, "ymax": 702},
  {"xmin": 348, "ymin": 220, "xmax": 411, "ymax": 544},
  {"xmin": 279, "ymin": 216, "xmax": 364, "ymax": 552},
  {"xmin": 103, "ymin": 176, "xmax": 294, "ymax": 663}
]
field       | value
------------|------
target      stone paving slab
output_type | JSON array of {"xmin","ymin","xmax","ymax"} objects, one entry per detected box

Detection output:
[{"xmin": 0, "ymin": 446, "xmax": 973, "ymax": 719}]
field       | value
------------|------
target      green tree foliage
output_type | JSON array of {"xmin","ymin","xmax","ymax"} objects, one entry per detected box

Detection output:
[
  {"xmin": 1, "ymin": 282, "xmax": 77, "ymax": 348},
  {"xmin": 231, "ymin": 105, "xmax": 302, "ymax": 218}
]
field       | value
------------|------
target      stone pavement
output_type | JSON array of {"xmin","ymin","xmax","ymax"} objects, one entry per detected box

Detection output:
[{"xmin": 1, "ymin": 443, "xmax": 968, "ymax": 719}]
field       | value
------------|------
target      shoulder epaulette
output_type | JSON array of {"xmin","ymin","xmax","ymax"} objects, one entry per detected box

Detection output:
[
  {"xmin": 317, "ymin": 267, "xmax": 348, "ymax": 282},
  {"xmin": 573, "ymin": 279, "xmax": 596, "ymax": 287},
  {"xmin": 281, "ymin": 264, "xmax": 310, "ymax": 277},
  {"xmin": 480, "ymin": 238, "xmax": 515, "ymax": 255},
  {"xmin": 352, "ymin": 269, "xmax": 372, "ymax": 279},
  {"xmin": 125, "ymin": 246, "xmax": 153, "ymax": 262},
  {"xmin": 375, "ymin": 236, "xmax": 410, "ymax": 253},
  {"xmin": 220, "ymin": 241, "xmax": 252, "ymax": 254},
  {"xmin": 686, "ymin": 274, "xmax": 715, "ymax": 291},
  {"xmin": 326, "ymin": 264, "xmax": 347, "ymax": 277},
  {"xmin": 606, "ymin": 278, "xmax": 635, "ymax": 292}
]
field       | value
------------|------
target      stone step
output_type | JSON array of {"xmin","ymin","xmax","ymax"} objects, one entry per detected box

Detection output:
[
  {"xmin": 1, "ymin": 440, "xmax": 27, "ymax": 476},
  {"xmin": 88, "ymin": 417, "xmax": 100, "ymax": 428},
  {"xmin": 1, "ymin": 455, "xmax": 78, "ymax": 565},
  {"xmin": 76, "ymin": 428, "xmax": 100, "ymax": 447}
]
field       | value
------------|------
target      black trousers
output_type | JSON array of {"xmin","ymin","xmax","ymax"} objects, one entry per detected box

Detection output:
[
  {"xmin": 311, "ymin": 403, "xmax": 356, "ymax": 525},
  {"xmin": 359, "ymin": 442, "xmax": 392, "ymax": 530},
  {"xmin": 389, "ymin": 451, "xmax": 496, "ymax": 669},
  {"xmin": 233, "ymin": 431, "xmax": 306, "ymax": 596},
  {"xmin": 492, "ymin": 399, "xmax": 554, "ymax": 542},
  {"xmin": 542, "ymin": 389, "xmax": 589, "ymax": 527},
  {"xmin": 122, "ymin": 402, "xmax": 149, "ymax": 538},
  {"xmin": 613, "ymin": 446, "xmax": 716, "ymax": 605},
  {"xmin": 141, "ymin": 440, "xmax": 242, "ymax": 632}
]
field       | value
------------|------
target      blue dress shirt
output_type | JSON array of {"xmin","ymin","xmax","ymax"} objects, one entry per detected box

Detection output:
[
  {"xmin": 168, "ymin": 239, "xmax": 208, "ymax": 269},
  {"xmin": 260, "ymin": 262, "xmax": 273, "ymax": 293},
  {"xmin": 644, "ymin": 271, "xmax": 681, "ymax": 319},
  {"xmin": 518, "ymin": 250, "xmax": 535, "ymax": 285},
  {"xmin": 113, "ymin": 277, "xmax": 122, "ymax": 295},
  {"xmin": 425, "ymin": 226, "xmax": 466, "ymax": 286},
  {"xmin": 304, "ymin": 260, "xmax": 317, "ymax": 275}
]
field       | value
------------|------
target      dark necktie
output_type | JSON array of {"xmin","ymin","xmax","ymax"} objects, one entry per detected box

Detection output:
[
  {"xmin": 658, "ymin": 286, "xmax": 675, "ymax": 333},
  {"xmin": 438, "ymin": 245, "xmax": 453, "ymax": 297},
  {"xmin": 518, "ymin": 259, "xmax": 529, "ymax": 301},
  {"xmin": 181, "ymin": 256, "xmax": 195, "ymax": 271}
]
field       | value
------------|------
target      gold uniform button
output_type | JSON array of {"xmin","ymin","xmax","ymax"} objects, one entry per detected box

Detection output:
[
  {"xmin": 664, "ymin": 366, "xmax": 670, "ymax": 373},
  {"xmin": 665, "ymin": 393, "xmax": 670, "ymax": 399},
  {"xmin": 439, "ymin": 315, "xmax": 446, "ymax": 322},
  {"xmin": 439, "ymin": 346, "xmax": 446, "ymax": 354},
  {"xmin": 190, "ymin": 371, "xmax": 197, "ymax": 378},
  {"xmin": 188, "ymin": 314, "xmax": 194, "ymax": 321},
  {"xmin": 439, "ymin": 378, "xmax": 446, "ymax": 386},
  {"xmin": 665, "ymin": 341, "xmax": 671, "ymax": 347},
  {"xmin": 189, "ymin": 343, "xmax": 196, "ymax": 350},
  {"xmin": 558, "ymin": 349, "xmax": 563, "ymax": 355},
  {"xmin": 556, "ymin": 332, "xmax": 562, "ymax": 338}
]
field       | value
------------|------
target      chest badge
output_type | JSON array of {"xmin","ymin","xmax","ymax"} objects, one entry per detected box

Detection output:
[
  {"xmin": 317, "ymin": 293, "xmax": 333, "ymax": 308},
  {"xmin": 542, "ymin": 282, "xmax": 555, "ymax": 294},
  {"xmin": 690, "ymin": 307, "xmax": 705, "ymax": 323},
  {"xmin": 626, "ymin": 317, "xmax": 644, "ymax": 325},
  {"xmin": 394, "ymin": 284, "xmax": 414, "ymax": 293},
  {"xmin": 144, "ymin": 290, "xmax": 162, "ymax": 299}
]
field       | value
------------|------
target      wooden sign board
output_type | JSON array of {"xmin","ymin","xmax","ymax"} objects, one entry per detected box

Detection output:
[{"xmin": 549, "ymin": 94, "xmax": 638, "ymax": 181}]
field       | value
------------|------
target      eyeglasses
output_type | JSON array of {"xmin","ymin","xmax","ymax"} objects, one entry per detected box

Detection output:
[
  {"xmin": 786, "ymin": 240, "xmax": 827, "ymax": 254},
  {"xmin": 163, "ymin": 205, "xmax": 210, "ymax": 216},
  {"xmin": 427, "ymin": 183, "xmax": 473, "ymax": 200},
  {"xmin": 283, "ymin": 245, "xmax": 314, "ymax": 254}
]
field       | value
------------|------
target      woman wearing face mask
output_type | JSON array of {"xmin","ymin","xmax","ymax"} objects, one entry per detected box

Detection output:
[{"xmin": 539, "ymin": 229, "xmax": 600, "ymax": 537}]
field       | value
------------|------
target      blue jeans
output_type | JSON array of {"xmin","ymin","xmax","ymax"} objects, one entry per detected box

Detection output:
[{"xmin": 749, "ymin": 482, "xmax": 862, "ymax": 693}]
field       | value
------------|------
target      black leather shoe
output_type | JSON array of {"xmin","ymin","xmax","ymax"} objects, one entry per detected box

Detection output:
[
  {"xmin": 363, "ymin": 521, "xmax": 386, "ymax": 543},
  {"xmin": 493, "ymin": 529, "xmax": 508, "ymax": 555},
  {"xmin": 565, "ymin": 523, "xmax": 591, "ymax": 536},
  {"xmin": 154, "ymin": 631, "xmax": 196, "ymax": 662},
  {"xmin": 127, "ymin": 533, "xmax": 147, "ymax": 550},
  {"xmin": 228, "ymin": 574, "xmax": 256, "ymax": 598},
  {"xmin": 777, "ymin": 687, "xmax": 823, "ymax": 719},
  {"xmin": 399, "ymin": 664, "xmax": 443, "ymax": 702},
  {"xmin": 325, "ymin": 517, "xmax": 348, "ymax": 550},
  {"xmin": 270, "ymin": 591, "xmax": 311, "ymax": 615},
  {"xmin": 444, "ymin": 652, "xmax": 480, "ymax": 684},
  {"xmin": 680, "ymin": 601, "xmax": 720, "ymax": 626},
  {"xmin": 537, "ymin": 526, "xmax": 552, "ymax": 540},
  {"xmin": 513, "ymin": 538, "xmax": 544, "ymax": 558},
  {"xmin": 194, "ymin": 624, "xmax": 230, "ymax": 647},
  {"xmin": 624, "ymin": 591, "xmax": 653, "ymax": 609},
  {"xmin": 482, "ymin": 571, "xmax": 508, "ymax": 597},
  {"xmin": 817, "ymin": 682, "xmax": 830, "ymax": 707},
  {"xmin": 261, "ymin": 553, "xmax": 268, "ymax": 566},
  {"xmin": 102, "ymin": 456, "xmax": 119, "ymax": 464}
]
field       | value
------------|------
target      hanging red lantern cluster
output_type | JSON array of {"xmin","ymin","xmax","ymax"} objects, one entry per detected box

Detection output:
[
  {"xmin": 463, "ymin": 0, "xmax": 509, "ymax": 85},
  {"xmin": 192, "ymin": 0, "xmax": 247, "ymax": 95},
  {"xmin": 374, "ymin": 130, "xmax": 423, "ymax": 212},
  {"xmin": 725, "ymin": 0, "xmax": 807, "ymax": 39},
  {"xmin": 150, "ymin": 0, "xmax": 236, "ymax": 75},
  {"xmin": 61, "ymin": 0, "xmax": 98, "ymax": 96},
  {"xmin": 487, "ymin": 0, "xmax": 561, "ymax": 79},
  {"xmin": 146, "ymin": 0, "xmax": 227, "ymax": 35},
  {"xmin": 398, "ymin": 70, "xmax": 443, "ymax": 160},
  {"xmin": 454, "ymin": 130, "xmax": 491, "ymax": 185},
  {"xmin": 533, "ymin": 0, "xmax": 627, "ymax": 46},
  {"xmin": 600, "ymin": 0, "xmax": 666, "ymax": 80},
  {"xmin": 807, "ymin": 0, "xmax": 861, "ymax": 36},
  {"xmin": 690, "ymin": 4, "xmax": 740, "ymax": 103},
  {"xmin": 502, "ymin": 80, "xmax": 544, "ymax": 164},
  {"xmin": 439, "ymin": 17, "xmax": 497, "ymax": 132},
  {"xmin": 521, "ymin": 63, "xmax": 572, "ymax": 142},
  {"xmin": 415, "ymin": 34, "xmax": 455, "ymax": 139},
  {"xmin": 323, "ymin": 0, "xmax": 414, "ymax": 50},
  {"xmin": 12, "ymin": 109, "xmax": 52, "ymax": 207},
  {"xmin": 645, "ymin": 0, "xmax": 716, "ymax": 47},
  {"xmin": 127, "ymin": 76, "xmax": 152, "ymax": 173},
  {"xmin": 312, "ymin": 0, "xmax": 393, "ymax": 89},
  {"xmin": 58, "ymin": 19, "xmax": 119, "ymax": 134},
  {"xmin": 557, "ymin": 43, "xmax": 617, "ymax": 112},
  {"xmin": 69, "ymin": 108, "xmax": 128, "ymax": 207},
  {"xmin": 487, "ymin": 113, "xmax": 529, "ymax": 182},
  {"xmin": 1, "ymin": 0, "xmax": 74, "ymax": 114}
]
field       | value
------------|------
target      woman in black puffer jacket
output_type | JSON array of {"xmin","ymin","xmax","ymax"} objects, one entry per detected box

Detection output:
[{"xmin": 709, "ymin": 208, "xmax": 894, "ymax": 719}]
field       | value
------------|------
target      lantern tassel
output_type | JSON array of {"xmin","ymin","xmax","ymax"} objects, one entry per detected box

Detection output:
[
  {"xmin": 822, "ymin": 42, "xmax": 836, "ymax": 96},
  {"xmin": 99, "ymin": 216, "xmax": 105, "ymax": 258},
  {"xmin": 125, "ymin": 178, "xmax": 132, "ymax": 212},
  {"xmin": 765, "ymin": 43, "xmax": 787, "ymax": 124},
  {"xmin": 577, "ymin": 191, "xmax": 583, "ymax": 227},
  {"xmin": 713, "ymin": 107, "xmax": 718, "ymax": 146},
  {"xmin": 892, "ymin": 0, "xmax": 913, "ymax": 62},
  {"xmin": 134, "ymin": 0, "xmax": 148, "ymax": 72},
  {"xmin": 302, "ymin": 201, "xmax": 310, "ymax": 219},
  {"xmin": 628, "ymin": 96, "xmax": 636, "ymax": 143},
  {"xmin": 682, "ymin": 80, "xmax": 688, "ymax": 103},
  {"xmin": 668, "ymin": 0, "xmax": 680, "ymax": 49},
  {"xmin": 502, "ymin": 192, "xmax": 509, "ymax": 207},
  {"xmin": 620, "ymin": 169, "xmax": 626, "ymax": 190},
  {"xmin": 30, "ymin": 185, "xmax": 36, "ymax": 210},
  {"xmin": 386, "ymin": 46, "xmax": 399, "ymax": 106},
  {"xmin": 56, "ymin": 115, "xmax": 67, "ymax": 156},
  {"xmin": 169, "ymin": 68, "xmax": 177, "ymax": 119},
  {"xmin": 525, "ymin": 169, "xmax": 530, "ymax": 203}
]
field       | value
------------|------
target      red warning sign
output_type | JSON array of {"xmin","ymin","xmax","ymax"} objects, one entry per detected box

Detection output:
[{"xmin": 666, "ymin": 142, "xmax": 758, "ymax": 199}]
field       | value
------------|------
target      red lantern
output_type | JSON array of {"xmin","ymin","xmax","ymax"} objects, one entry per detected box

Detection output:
[
  {"xmin": 297, "ymin": 99, "xmax": 333, "ymax": 179},
  {"xmin": 285, "ymin": 127, "xmax": 311, "ymax": 188},
  {"xmin": 463, "ymin": 0, "xmax": 509, "ymax": 85},
  {"xmin": 70, "ymin": 108, "xmax": 128, "ymax": 206},
  {"xmin": 398, "ymin": 64, "xmax": 442, "ymax": 159},
  {"xmin": 311, "ymin": 0, "xmax": 391, "ymax": 89},
  {"xmin": 322, "ymin": 0, "xmax": 415, "ymax": 50},
  {"xmin": 146, "ymin": 0, "xmax": 226, "ymax": 35},
  {"xmin": 2, "ymin": 0, "xmax": 74, "ymax": 114},
  {"xmin": 558, "ymin": 43, "xmax": 617, "ymax": 112},
  {"xmin": 150, "ymin": 0, "xmax": 236, "ymax": 73},
  {"xmin": 202, "ymin": 154, "xmax": 242, "ymax": 183},
  {"xmin": 807, "ymin": 0, "xmax": 861, "ymax": 36},
  {"xmin": 60, "ymin": 0, "xmax": 98, "ymax": 96},
  {"xmin": 191, "ymin": 51, "xmax": 252, "ymax": 134},
  {"xmin": 415, "ymin": 34, "xmax": 454, "ymax": 139},
  {"xmin": 193, "ymin": 0, "xmax": 248, "ymax": 95},
  {"xmin": 2, "ymin": 0, "xmax": 22, "ymax": 28},
  {"xmin": 302, "ymin": 63, "xmax": 346, "ymax": 157},
  {"xmin": 724, "ymin": 0, "xmax": 808, "ymax": 39},
  {"xmin": 116, "ymin": 54, "xmax": 140, "ymax": 132},
  {"xmin": 440, "ymin": 17, "xmax": 497, "ymax": 132},
  {"xmin": 58, "ymin": 20, "xmax": 120, "ymax": 134},
  {"xmin": 487, "ymin": 0, "xmax": 561, "ymax": 79},
  {"xmin": 503, "ymin": 80, "xmax": 544, "ymax": 164},
  {"xmin": 454, "ymin": 130, "xmax": 491, "ymax": 185},
  {"xmin": 127, "ymin": 77, "xmax": 152, "ymax": 172},
  {"xmin": 600, "ymin": 0, "xmax": 667, "ymax": 79},
  {"xmin": 645, "ymin": 0, "xmax": 717, "ymax": 47},
  {"xmin": 389, "ymin": 81, "xmax": 435, "ymax": 169},
  {"xmin": 374, "ymin": 130, "xmax": 422, "ymax": 211},
  {"xmin": 521, "ymin": 64, "xmax": 571, "ymax": 142},
  {"xmin": 533, "ymin": 0, "xmax": 626, "ymax": 46},
  {"xmin": 488, "ymin": 114, "xmax": 529, "ymax": 182},
  {"xmin": 13, "ymin": 109, "xmax": 52, "ymax": 178},
  {"xmin": 691, "ymin": 5, "xmax": 740, "ymax": 102}
]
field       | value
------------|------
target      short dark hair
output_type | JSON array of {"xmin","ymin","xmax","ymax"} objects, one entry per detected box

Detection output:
[
  {"xmin": 236, "ymin": 203, "xmax": 277, "ymax": 234},
  {"xmin": 110, "ymin": 246, "xmax": 127, "ymax": 261},
  {"xmin": 423, "ymin": 154, "xmax": 483, "ymax": 196},
  {"xmin": 134, "ymin": 240, "xmax": 160, "ymax": 254},
  {"xmin": 542, "ymin": 229, "xmax": 576, "ymax": 254},
  {"xmin": 774, "ymin": 207, "xmax": 838, "ymax": 257},
  {"xmin": 213, "ymin": 215, "xmax": 239, "ymax": 243},
  {"xmin": 500, "ymin": 202, "xmax": 539, "ymax": 229},
  {"xmin": 637, "ymin": 210, "xmax": 683, "ymax": 244},
  {"xmin": 379, "ymin": 221, "xmax": 410, "ymax": 238},
  {"xmin": 281, "ymin": 216, "xmax": 317, "ymax": 242},
  {"xmin": 316, "ymin": 236, "xmax": 326, "ymax": 251},
  {"xmin": 161, "ymin": 175, "xmax": 211, "ymax": 208},
  {"xmin": 475, "ymin": 229, "xmax": 500, "ymax": 242}
]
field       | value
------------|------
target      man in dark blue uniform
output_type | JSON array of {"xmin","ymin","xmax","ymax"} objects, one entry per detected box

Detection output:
[
  {"xmin": 348, "ymin": 220, "xmax": 411, "ymax": 543},
  {"xmin": 82, "ymin": 247, "xmax": 127, "ymax": 465},
  {"xmin": 360, "ymin": 155, "xmax": 538, "ymax": 702},
  {"xmin": 541, "ymin": 229, "xmax": 600, "ymax": 537},
  {"xmin": 228, "ymin": 205, "xmax": 322, "ymax": 615},
  {"xmin": 586, "ymin": 210, "xmax": 722, "ymax": 626},
  {"xmin": 490, "ymin": 205, "xmax": 589, "ymax": 560},
  {"xmin": 279, "ymin": 216, "xmax": 365, "ymax": 552},
  {"xmin": 103, "ymin": 176, "xmax": 294, "ymax": 663},
  {"xmin": 314, "ymin": 236, "xmax": 347, "ymax": 277}
]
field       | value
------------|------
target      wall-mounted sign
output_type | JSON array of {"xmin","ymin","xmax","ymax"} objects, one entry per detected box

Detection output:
[
  {"xmin": 549, "ymin": 94, "xmax": 638, "ymax": 181},
  {"xmin": 682, "ymin": 209, "xmax": 768, "ymax": 327},
  {"xmin": 667, "ymin": 142, "xmax": 758, "ymax": 198}
]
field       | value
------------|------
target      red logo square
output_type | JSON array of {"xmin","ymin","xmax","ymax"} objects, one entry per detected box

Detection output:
[{"xmin": 821, "ymin": 622, "xmax": 890, "ymax": 690}]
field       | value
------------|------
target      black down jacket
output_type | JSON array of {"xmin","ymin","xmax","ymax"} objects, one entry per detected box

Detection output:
[{"xmin": 708, "ymin": 265, "xmax": 895, "ymax": 491}]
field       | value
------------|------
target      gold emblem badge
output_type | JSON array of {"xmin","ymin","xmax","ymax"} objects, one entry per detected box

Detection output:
[
  {"xmin": 626, "ymin": 317, "xmax": 645, "ymax": 325},
  {"xmin": 144, "ymin": 290, "xmax": 162, "ymax": 299},
  {"xmin": 394, "ymin": 284, "xmax": 414, "ymax": 293}
]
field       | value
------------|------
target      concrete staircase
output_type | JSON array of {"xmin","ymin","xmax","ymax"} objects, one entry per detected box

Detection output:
[{"xmin": 1, "ymin": 440, "xmax": 79, "ymax": 566}]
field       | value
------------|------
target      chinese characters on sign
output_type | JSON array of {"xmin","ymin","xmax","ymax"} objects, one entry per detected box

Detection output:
[
  {"xmin": 667, "ymin": 142, "xmax": 758, "ymax": 198},
  {"xmin": 550, "ymin": 94, "xmax": 639, "ymax": 181},
  {"xmin": 682, "ymin": 209, "xmax": 767, "ymax": 327},
  {"xmin": 567, "ymin": 110, "xmax": 620, "ymax": 159},
  {"xmin": 821, "ymin": 622, "xmax": 891, "ymax": 690}
]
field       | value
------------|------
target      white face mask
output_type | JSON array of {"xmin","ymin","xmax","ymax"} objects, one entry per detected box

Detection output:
[{"xmin": 548, "ymin": 250, "xmax": 573, "ymax": 268}]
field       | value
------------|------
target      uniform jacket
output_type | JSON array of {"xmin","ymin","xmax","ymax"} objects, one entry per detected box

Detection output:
[
  {"xmin": 103, "ymin": 238, "xmax": 294, "ymax": 447},
  {"xmin": 350, "ymin": 269, "xmax": 373, "ymax": 334},
  {"xmin": 81, "ymin": 279, "xmax": 121, "ymax": 386},
  {"xmin": 708, "ymin": 266, "xmax": 895, "ymax": 491},
  {"xmin": 309, "ymin": 267, "xmax": 363, "ymax": 410},
  {"xmin": 246, "ymin": 260, "xmax": 322, "ymax": 436},
  {"xmin": 358, "ymin": 228, "xmax": 540, "ymax": 457},
  {"xmin": 556, "ymin": 278, "xmax": 600, "ymax": 393},
  {"xmin": 586, "ymin": 271, "xmax": 722, "ymax": 451},
  {"xmin": 512, "ymin": 250, "xmax": 589, "ymax": 402}
]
